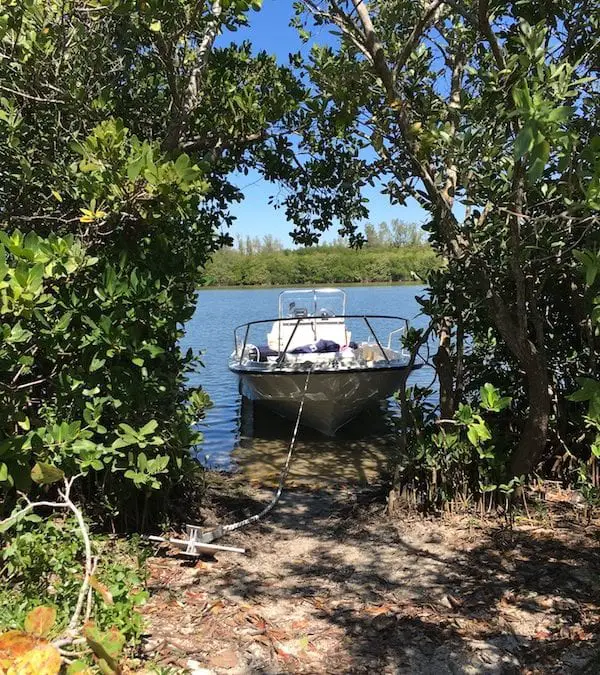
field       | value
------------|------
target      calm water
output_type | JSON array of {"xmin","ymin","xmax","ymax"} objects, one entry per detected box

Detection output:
[{"xmin": 182, "ymin": 285, "xmax": 434, "ymax": 483}]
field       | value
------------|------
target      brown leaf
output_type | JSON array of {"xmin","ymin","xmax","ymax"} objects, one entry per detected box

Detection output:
[
  {"xmin": 291, "ymin": 619, "xmax": 309, "ymax": 631},
  {"xmin": 363, "ymin": 604, "xmax": 394, "ymax": 616},
  {"xmin": 567, "ymin": 625, "xmax": 588, "ymax": 641},
  {"xmin": 310, "ymin": 597, "xmax": 328, "ymax": 611},
  {"xmin": 209, "ymin": 649, "xmax": 238, "ymax": 669},
  {"xmin": 7, "ymin": 642, "xmax": 61, "ymax": 675},
  {"xmin": 245, "ymin": 614, "xmax": 267, "ymax": 630},
  {"xmin": 0, "ymin": 632, "xmax": 61, "ymax": 675},
  {"xmin": 24, "ymin": 606, "xmax": 56, "ymax": 637},
  {"xmin": 206, "ymin": 599, "xmax": 225, "ymax": 615},
  {"xmin": 533, "ymin": 629, "xmax": 551, "ymax": 640},
  {"xmin": 89, "ymin": 576, "xmax": 114, "ymax": 606},
  {"xmin": 275, "ymin": 646, "xmax": 295, "ymax": 662},
  {"xmin": 0, "ymin": 631, "xmax": 39, "ymax": 666}
]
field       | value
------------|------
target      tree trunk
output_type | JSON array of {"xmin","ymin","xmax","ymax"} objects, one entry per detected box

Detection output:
[
  {"xmin": 510, "ymin": 354, "xmax": 551, "ymax": 477},
  {"xmin": 488, "ymin": 288, "xmax": 551, "ymax": 477},
  {"xmin": 433, "ymin": 319, "xmax": 455, "ymax": 419}
]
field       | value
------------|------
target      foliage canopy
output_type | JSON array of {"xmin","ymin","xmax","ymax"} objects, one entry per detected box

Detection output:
[
  {"xmin": 0, "ymin": 0, "xmax": 304, "ymax": 522},
  {"xmin": 272, "ymin": 0, "xmax": 600, "ymax": 486}
]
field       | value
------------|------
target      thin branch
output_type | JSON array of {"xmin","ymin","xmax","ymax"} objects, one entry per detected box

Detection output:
[
  {"xmin": 303, "ymin": 0, "xmax": 374, "ymax": 63},
  {"xmin": 0, "ymin": 84, "xmax": 65, "ymax": 104},
  {"xmin": 350, "ymin": 0, "xmax": 395, "ymax": 96},
  {"xmin": 2, "ymin": 476, "xmax": 93, "ymax": 639},
  {"xmin": 477, "ymin": 0, "xmax": 506, "ymax": 70},
  {"xmin": 14, "ymin": 378, "xmax": 46, "ymax": 391},
  {"xmin": 394, "ymin": 0, "xmax": 445, "ymax": 75},
  {"xmin": 163, "ymin": 0, "xmax": 222, "ymax": 151},
  {"xmin": 64, "ymin": 482, "xmax": 93, "ymax": 631},
  {"xmin": 442, "ymin": 38, "xmax": 465, "ymax": 205},
  {"xmin": 182, "ymin": 130, "xmax": 267, "ymax": 153}
]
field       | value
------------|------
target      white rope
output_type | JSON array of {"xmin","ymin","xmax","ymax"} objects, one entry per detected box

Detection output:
[
  {"xmin": 175, "ymin": 367, "xmax": 314, "ymax": 554},
  {"xmin": 221, "ymin": 367, "xmax": 313, "ymax": 533}
]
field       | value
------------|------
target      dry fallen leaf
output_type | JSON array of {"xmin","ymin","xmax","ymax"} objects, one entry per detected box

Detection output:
[
  {"xmin": 310, "ymin": 597, "xmax": 328, "ymax": 611},
  {"xmin": 291, "ymin": 619, "xmax": 310, "ymax": 631},
  {"xmin": 208, "ymin": 600, "xmax": 226, "ymax": 615},
  {"xmin": 363, "ymin": 604, "xmax": 394, "ymax": 616},
  {"xmin": 209, "ymin": 649, "xmax": 238, "ymax": 669}
]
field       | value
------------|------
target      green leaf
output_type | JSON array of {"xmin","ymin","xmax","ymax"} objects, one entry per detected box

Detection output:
[
  {"xmin": 467, "ymin": 426, "xmax": 478, "ymax": 447},
  {"xmin": 573, "ymin": 250, "xmax": 600, "ymax": 287},
  {"xmin": 14, "ymin": 261, "xmax": 29, "ymax": 288},
  {"xmin": 138, "ymin": 420, "xmax": 158, "ymax": 436},
  {"xmin": 567, "ymin": 377, "xmax": 600, "ymax": 402},
  {"xmin": 66, "ymin": 660, "xmax": 92, "ymax": 674},
  {"xmin": 480, "ymin": 383, "xmax": 511, "ymax": 412},
  {"xmin": 455, "ymin": 403, "xmax": 473, "ymax": 424},
  {"xmin": 112, "ymin": 436, "xmax": 137, "ymax": 449},
  {"xmin": 17, "ymin": 416, "xmax": 30, "ymax": 431},
  {"xmin": 174, "ymin": 153, "xmax": 190, "ymax": 176},
  {"xmin": 514, "ymin": 124, "xmax": 535, "ymax": 160},
  {"xmin": 149, "ymin": 20, "xmax": 161, "ymax": 32},
  {"xmin": 90, "ymin": 355, "xmax": 106, "ymax": 372},
  {"xmin": 127, "ymin": 154, "xmax": 145, "ymax": 181},
  {"xmin": 31, "ymin": 462, "xmax": 65, "ymax": 485},
  {"xmin": 546, "ymin": 106, "xmax": 573, "ymax": 123},
  {"xmin": 83, "ymin": 622, "xmax": 125, "ymax": 672},
  {"xmin": 118, "ymin": 423, "xmax": 137, "ymax": 436},
  {"xmin": 527, "ymin": 139, "xmax": 549, "ymax": 182}
]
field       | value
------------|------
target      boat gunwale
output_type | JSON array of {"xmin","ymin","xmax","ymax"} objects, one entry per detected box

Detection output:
[{"xmin": 228, "ymin": 363, "xmax": 424, "ymax": 376}]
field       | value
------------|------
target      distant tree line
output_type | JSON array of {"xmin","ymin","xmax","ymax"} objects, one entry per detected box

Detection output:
[
  {"xmin": 203, "ymin": 221, "xmax": 437, "ymax": 286},
  {"xmin": 364, "ymin": 220, "xmax": 423, "ymax": 248}
]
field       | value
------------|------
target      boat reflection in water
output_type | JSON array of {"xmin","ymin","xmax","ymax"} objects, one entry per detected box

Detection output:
[{"xmin": 232, "ymin": 396, "xmax": 400, "ymax": 488}]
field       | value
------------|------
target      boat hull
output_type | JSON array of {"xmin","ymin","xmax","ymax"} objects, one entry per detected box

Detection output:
[{"xmin": 231, "ymin": 366, "xmax": 418, "ymax": 436}]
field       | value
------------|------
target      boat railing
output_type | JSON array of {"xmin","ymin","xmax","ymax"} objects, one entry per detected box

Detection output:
[
  {"xmin": 277, "ymin": 287, "xmax": 347, "ymax": 319},
  {"xmin": 232, "ymin": 314, "xmax": 410, "ymax": 365}
]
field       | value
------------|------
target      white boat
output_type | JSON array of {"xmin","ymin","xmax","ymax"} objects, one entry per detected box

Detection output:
[{"xmin": 228, "ymin": 288, "xmax": 422, "ymax": 436}]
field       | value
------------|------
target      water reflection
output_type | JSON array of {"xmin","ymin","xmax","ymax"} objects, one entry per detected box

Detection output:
[{"xmin": 233, "ymin": 400, "xmax": 397, "ymax": 486}]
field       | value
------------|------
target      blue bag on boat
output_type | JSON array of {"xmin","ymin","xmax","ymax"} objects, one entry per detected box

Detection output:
[{"xmin": 290, "ymin": 339, "xmax": 340, "ymax": 354}]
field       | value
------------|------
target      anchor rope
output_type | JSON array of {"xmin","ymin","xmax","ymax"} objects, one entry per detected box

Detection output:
[{"xmin": 220, "ymin": 365, "xmax": 313, "ymax": 533}]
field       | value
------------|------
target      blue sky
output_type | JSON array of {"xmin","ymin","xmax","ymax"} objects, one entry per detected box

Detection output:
[{"xmin": 217, "ymin": 0, "xmax": 427, "ymax": 246}]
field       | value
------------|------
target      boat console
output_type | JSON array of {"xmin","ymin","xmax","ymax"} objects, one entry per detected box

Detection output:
[{"xmin": 231, "ymin": 288, "xmax": 410, "ymax": 372}]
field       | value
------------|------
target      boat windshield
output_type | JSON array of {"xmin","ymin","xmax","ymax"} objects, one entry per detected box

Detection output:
[{"xmin": 278, "ymin": 288, "xmax": 346, "ymax": 319}]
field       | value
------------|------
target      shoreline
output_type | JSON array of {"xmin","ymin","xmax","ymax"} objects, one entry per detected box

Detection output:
[{"xmin": 199, "ymin": 280, "xmax": 426, "ymax": 291}]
